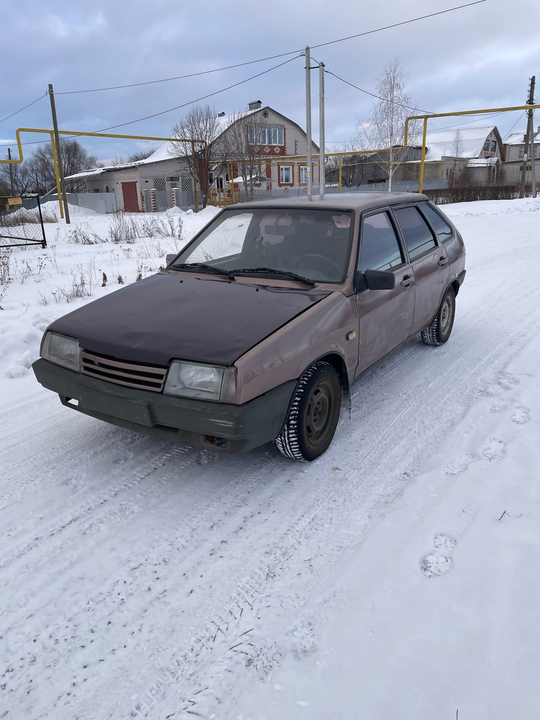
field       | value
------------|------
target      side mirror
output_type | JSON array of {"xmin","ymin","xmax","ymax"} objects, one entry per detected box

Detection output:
[
  {"xmin": 355, "ymin": 269, "xmax": 395, "ymax": 292},
  {"xmin": 166, "ymin": 254, "xmax": 176, "ymax": 266}
]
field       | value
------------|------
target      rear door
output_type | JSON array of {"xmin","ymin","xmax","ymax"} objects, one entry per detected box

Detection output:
[
  {"xmin": 392, "ymin": 205, "xmax": 449, "ymax": 334},
  {"xmin": 355, "ymin": 209, "xmax": 416, "ymax": 376}
]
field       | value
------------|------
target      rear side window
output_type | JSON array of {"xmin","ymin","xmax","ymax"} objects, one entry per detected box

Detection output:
[
  {"xmin": 394, "ymin": 206, "xmax": 437, "ymax": 260},
  {"xmin": 420, "ymin": 204, "xmax": 453, "ymax": 244},
  {"xmin": 359, "ymin": 212, "xmax": 404, "ymax": 272}
]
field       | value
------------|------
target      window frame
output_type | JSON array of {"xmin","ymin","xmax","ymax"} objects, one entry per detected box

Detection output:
[
  {"xmin": 389, "ymin": 203, "xmax": 440, "ymax": 262},
  {"xmin": 417, "ymin": 201, "xmax": 455, "ymax": 245},
  {"xmin": 248, "ymin": 126, "xmax": 284, "ymax": 147},
  {"xmin": 279, "ymin": 165, "xmax": 294, "ymax": 186},
  {"xmin": 357, "ymin": 207, "xmax": 408, "ymax": 275}
]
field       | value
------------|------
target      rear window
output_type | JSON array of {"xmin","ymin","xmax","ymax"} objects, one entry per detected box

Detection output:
[
  {"xmin": 393, "ymin": 206, "xmax": 437, "ymax": 260},
  {"xmin": 420, "ymin": 204, "xmax": 453, "ymax": 244}
]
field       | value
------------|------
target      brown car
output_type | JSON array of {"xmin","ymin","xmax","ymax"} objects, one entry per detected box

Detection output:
[{"xmin": 33, "ymin": 193, "xmax": 465, "ymax": 461}]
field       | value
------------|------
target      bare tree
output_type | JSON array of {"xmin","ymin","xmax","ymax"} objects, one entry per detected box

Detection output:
[
  {"xmin": 169, "ymin": 104, "xmax": 222, "ymax": 208},
  {"xmin": 0, "ymin": 156, "xmax": 35, "ymax": 195},
  {"xmin": 449, "ymin": 129, "xmax": 465, "ymax": 187},
  {"xmin": 128, "ymin": 150, "xmax": 155, "ymax": 163},
  {"xmin": 111, "ymin": 156, "xmax": 125, "ymax": 166},
  {"xmin": 362, "ymin": 57, "xmax": 420, "ymax": 191},
  {"xmin": 217, "ymin": 111, "xmax": 270, "ymax": 202},
  {"xmin": 29, "ymin": 139, "xmax": 100, "ymax": 193}
]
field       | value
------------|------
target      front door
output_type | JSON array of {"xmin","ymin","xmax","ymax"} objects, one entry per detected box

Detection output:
[
  {"xmin": 121, "ymin": 182, "xmax": 139, "ymax": 212},
  {"xmin": 355, "ymin": 210, "xmax": 416, "ymax": 376}
]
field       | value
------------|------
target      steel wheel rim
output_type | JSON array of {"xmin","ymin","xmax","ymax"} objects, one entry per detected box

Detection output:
[
  {"xmin": 305, "ymin": 382, "xmax": 333, "ymax": 445},
  {"xmin": 440, "ymin": 295, "xmax": 453, "ymax": 334}
]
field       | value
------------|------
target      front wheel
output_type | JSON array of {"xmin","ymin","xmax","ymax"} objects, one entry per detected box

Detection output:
[
  {"xmin": 421, "ymin": 286, "xmax": 456, "ymax": 346},
  {"xmin": 275, "ymin": 361, "xmax": 341, "ymax": 461}
]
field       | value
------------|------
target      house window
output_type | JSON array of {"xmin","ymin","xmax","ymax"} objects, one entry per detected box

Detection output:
[
  {"xmin": 483, "ymin": 140, "xmax": 490, "ymax": 152},
  {"xmin": 491, "ymin": 140, "xmax": 497, "ymax": 152},
  {"xmin": 300, "ymin": 166, "xmax": 308, "ymax": 184},
  {"xmin": 519, "ymin": 148, "xmax": 524, "ymax": 159},
  {"xmin": 248, "ymin": 127, "xmax": 284, "ymax": 146},
  {"xmin": 280, "ymin": 166, "xmax": 293, "ymax": 184},
  {"xmin": 166, "ymin": 176, "xmax": 179, "ymax": 182}
]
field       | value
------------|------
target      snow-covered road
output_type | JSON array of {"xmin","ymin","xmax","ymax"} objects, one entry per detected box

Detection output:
[{"xmin": 1, "ymin": 198, "xmax": 539, "ymax": 719}]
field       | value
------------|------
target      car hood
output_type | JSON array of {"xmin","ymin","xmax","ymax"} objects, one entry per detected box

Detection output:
[{"xmin": 49, "ymin": 272, "xmax": 329, "ymax": 367}]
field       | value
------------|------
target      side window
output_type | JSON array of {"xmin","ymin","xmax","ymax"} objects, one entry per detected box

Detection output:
[
  {"xmin": 359, "ymin": 212, "xmax": 404, "ymax": 272},
  {"xmin": 420, "ymin": 204, "xmax": 453, "ymax": 244},
  {"xmin": 393, "ymin": 206, "xmax": 437, "ymax": 260}
]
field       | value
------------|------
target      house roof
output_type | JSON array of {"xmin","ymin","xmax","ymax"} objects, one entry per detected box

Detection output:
[
  {"xmin": 65, "ymin": 106, "xmax": 318, "ymax": 181},
  {"xmin": 424, "ymin": 126, "xmax": 497, "ymax": 161},
  {"xmin": 504, "ymin": 128, "xmax": 540, "ymax": 145}
]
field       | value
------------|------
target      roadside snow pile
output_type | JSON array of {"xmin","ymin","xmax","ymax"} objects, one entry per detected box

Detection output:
[
  {"xmin": 0, "ymin": 206, "xmax": 219, "ymax": 390},
  {"xmin": 447, "ymin": 195, "xmax": 540, "ymax": 217},
  {"xmin": 40, "ymin": 200, "xmax": 97, "ymax": 216}
]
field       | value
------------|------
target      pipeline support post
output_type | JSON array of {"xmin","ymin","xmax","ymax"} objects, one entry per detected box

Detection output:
[
  {"xmin": 48, "ymin": 84, "xmax": 70, "ymax": 224},
  {"xmin": 419, "ymin": 117, "xmax": 428, "ymax": 194}
]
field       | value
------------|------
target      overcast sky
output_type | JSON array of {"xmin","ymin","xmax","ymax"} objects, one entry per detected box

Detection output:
[{"xmin": 1, "ymin": 0, "xmax": 539, "ymax": 163}]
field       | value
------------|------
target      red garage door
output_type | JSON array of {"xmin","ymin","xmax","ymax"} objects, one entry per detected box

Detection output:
[{"xmin": 121, "ymin": 182, "xmax": 139, "ymax": 212}]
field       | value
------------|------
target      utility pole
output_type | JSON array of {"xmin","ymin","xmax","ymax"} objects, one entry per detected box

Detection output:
[
  {"xmin": 305, "ymin": 46, "xmax": 313, "ymax": 201},
  {"xmin": 7, "ymin": 148, "xmax": 14, "ymax": 195},
  {"xmin": 319, "ymin": 62, "xmax": 325, "ymax": 201},
  {"xmin": 48, "ymin": 83, "xmax": 70, "ymax": 224},
  {"xmin": 520, "ymin": 76, "xmax": 536, "ymax": 199}
]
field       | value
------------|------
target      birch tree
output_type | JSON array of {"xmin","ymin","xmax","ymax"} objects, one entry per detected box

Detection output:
[{"xmin": 364, "ymin": 57, "xmax": 419, "ymax": 191}]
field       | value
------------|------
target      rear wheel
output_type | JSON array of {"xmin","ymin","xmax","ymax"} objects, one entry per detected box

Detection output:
[
  {"xmin": 275, "ymin": 361, "xmax": 341, "ymax": 461},
  {"xmin": 421, "ymin": 286, "xmax": 456, "ymax": 346}
]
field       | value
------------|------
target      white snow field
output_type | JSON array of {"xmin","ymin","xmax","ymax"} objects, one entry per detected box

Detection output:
[{"xmin": 1, "ymin": 197, "xmax": 539, "ymax": 719}]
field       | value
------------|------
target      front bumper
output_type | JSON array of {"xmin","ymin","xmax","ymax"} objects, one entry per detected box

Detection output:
[{"xmin": 33, "ymin": 358, "xmax": 296, "ymax": 454}]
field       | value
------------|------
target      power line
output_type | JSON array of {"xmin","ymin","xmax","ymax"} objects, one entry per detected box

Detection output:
[
  {"xmin": 325, "ymin": 68, "xmax": 434, "ymax": 114},
  {"xmin": 55, "ymin": 1, "xmax": 486, "ymax": 96},
  {"xmin": 0, "ymin": 55, "xmax": 301, "ymax": 148},
  {"xmin": 0, "ymin": 93, "xmax": 47, "ymax": 125}
]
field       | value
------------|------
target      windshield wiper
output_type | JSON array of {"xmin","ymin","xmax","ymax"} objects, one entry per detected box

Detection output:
[
  {"xmin": 229, "ymin": 267, "xmax": 315, "ymax": 286},
  {"xmin": 171, "ymin": 262, "xmax": 234, "ymax": 279}
]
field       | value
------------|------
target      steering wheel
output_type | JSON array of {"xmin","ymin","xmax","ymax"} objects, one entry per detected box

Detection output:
[{"xmin": 294, "ymin": 253, "xmax": 342, "ymax": 278}]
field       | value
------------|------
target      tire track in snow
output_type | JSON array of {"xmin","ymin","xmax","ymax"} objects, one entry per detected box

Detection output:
[{"xmin": 123, "ymin": 298, "xmax": 540, "ymax": 718}]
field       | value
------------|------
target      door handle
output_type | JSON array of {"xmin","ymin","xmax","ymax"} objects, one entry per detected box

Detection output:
[
  {"xmin": 401, "ymin": 275, "xmax": 413, "ymax": 287},
  {"xmin": 438, "ymin": 257, "xmax": 449, "ymax": 266}
]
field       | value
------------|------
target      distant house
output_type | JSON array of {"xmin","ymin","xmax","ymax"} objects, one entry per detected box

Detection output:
[
  {"xmin": 503, "ymin": 126, "xmax": 540, "ymax": 184},
  {"xmin": 68, "ymin": 102, "xmax": 319, "ymax": 211},
  {"xmin": 399, "ymin": 126, "xmax": 505, "ymax": 186}
]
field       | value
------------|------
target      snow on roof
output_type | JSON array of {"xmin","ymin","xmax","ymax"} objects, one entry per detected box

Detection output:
[
  {"xmin": 140, "ymin": 108, "xmax": 260, "ymax": 165},
  {"xmin": 504, "ymin": 128, "xmax": 540, "ymax": 145},
  {"xmin": 424, "ymin": 126, "xmax": 496, "ymax": 161}
]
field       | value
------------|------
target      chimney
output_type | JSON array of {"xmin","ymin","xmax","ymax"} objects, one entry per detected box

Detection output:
[
  {"xmin": 248, "ymin": 100, "xmax": 262, "ymax": 111},
  {"xmin": 217, "ymin": 111, "xmax": 226, "ymax": 117}
]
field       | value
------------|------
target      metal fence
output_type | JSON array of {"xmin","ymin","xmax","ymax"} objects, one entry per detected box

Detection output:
[
  {"xmin": 0, "ymin": 195, "xmax": 47, "ymax": 248},
  {"xmin": 44, "ymin": 192, "xmax": 117, "ymax": 214}
]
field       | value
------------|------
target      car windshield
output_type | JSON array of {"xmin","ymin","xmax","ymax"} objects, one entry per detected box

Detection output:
[{"xmin": 173, "ymin": 207, "xmax": 354, "ymax": 283}]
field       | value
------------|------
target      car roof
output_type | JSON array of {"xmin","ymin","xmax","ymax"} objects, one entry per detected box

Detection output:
[{"xmin": 232, "ymin": 191, "xmax": 428, "ymax": 213}]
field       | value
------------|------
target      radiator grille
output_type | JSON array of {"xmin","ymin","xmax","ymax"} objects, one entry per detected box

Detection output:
[{"xmin": 81, "ymin": 350, "xmax": 167, "ymax": 392}]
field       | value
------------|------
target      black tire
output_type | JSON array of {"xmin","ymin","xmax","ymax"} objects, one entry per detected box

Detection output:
[
  {"xmin": 421, "ymin": 286, "xmax": 456, "ymax": 346},
  {"xmin": 275, "ymin": 361, "xmax": 341, "ymax": 462}
]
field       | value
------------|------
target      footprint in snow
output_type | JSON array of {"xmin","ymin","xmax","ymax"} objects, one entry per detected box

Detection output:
[
  {"xmin": 498, "ymin": 373, "xmax": 520, "ymax": 391},
  {"xmin": 421, "ymin": 554, "xmax": 453, "ymax": 578},
  {"xmin": 511, "ymin": 406, "xmax": 530, "ymax": 425},
  {"xmin": 481, "ymin": 438, "xmax": 506, "ymax": 461},
  {"xmin": 420, "ymin": 534, "xmax": 457, "ymax": 578},
  {"xmin": 444, "ymin": 455, "xmax": 475, "ymax": 476}
]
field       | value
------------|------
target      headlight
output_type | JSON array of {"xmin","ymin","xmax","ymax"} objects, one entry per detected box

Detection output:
[
  {"xmin": 164, "ymin": 361, "xmax": 236, "ymax": 403},
  {"xmin": 41, "ymin": 331, "xmax": 81, "ymax": 372}
]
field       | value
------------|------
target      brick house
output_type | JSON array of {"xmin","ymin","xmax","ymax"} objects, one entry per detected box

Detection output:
[{"xmin": 74, "ymin": 102, "xmax": 319, "ymax": 211}]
